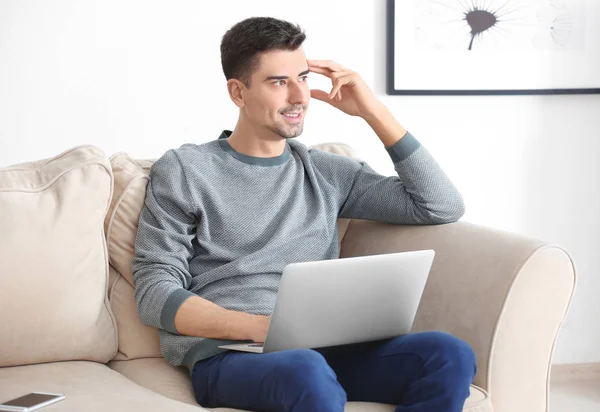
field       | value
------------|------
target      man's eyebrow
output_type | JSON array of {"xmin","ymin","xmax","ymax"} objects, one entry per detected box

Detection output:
[{"xmin": 265, "ymin": 69, "xmax": 310, "ymax": 82}]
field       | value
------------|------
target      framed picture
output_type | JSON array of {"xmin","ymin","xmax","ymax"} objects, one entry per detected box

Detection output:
[{"xmin": 387, "ymin": 0, "xmax": 600, "ymax": 95}]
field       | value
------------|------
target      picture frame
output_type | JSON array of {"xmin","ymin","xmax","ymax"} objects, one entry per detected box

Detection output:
[{"xmin": 386, "ymin": 0, "xmax": 600, "ymax": 95}]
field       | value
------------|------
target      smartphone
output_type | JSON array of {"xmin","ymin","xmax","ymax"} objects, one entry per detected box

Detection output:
[{"xmin": 0, "ymin": 392, "xmax": 65, "ymax": 412}]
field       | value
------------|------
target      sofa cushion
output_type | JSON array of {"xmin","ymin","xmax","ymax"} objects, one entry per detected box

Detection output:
[
  {"xmin": 105, "ymin": 153, "xmax": 153, "ymax": 286},
  {"xmin": 109, "ymin": 358, "xmax": 196, "ymax": 405},
  {"xmin": 0, "ymin": 361, "xmax": 206, "ymax": 411},
  {"xmin": 108, "ymin": 357, "xmax": 492, "ymax": 412},
  {"xmin": 309, "ymin": 141, "xmax": 360, "ymax": 160},
  {"xmin": 104, "ymin": 154, "xmax": 160, "ymax": 361},
  {"xmin": 0, "ymin": 146, "xmax": 118, "ymax": 367},
  {"xmin": 108, "ymin": 264, "xmax": 161, "ymax": 360}
]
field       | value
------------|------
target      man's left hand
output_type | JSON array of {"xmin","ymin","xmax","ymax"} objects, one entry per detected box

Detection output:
[{"xmin": 308, "ymin": 59, "xmax": 383, "ymax": 119}]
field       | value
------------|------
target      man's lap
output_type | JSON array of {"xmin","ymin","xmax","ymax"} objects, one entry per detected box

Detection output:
[
  {"xmin": 191, "ymin": 346, "xmax": 345, "ymax": 410},
  {"xmin": 191, "ymin": 331, "xmax": 476, "ymax": 410}
]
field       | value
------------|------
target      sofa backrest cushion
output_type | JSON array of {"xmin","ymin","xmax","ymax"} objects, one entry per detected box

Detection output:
[
  {"xmin": 105, "ymin": 153, "xmax": 159, "ymax": 360},
  {"xmin": 108, "ymin": 264, "xmax": 161, "ymax": 360},
  {"xmin": 105, "ymin": 153, "xmax": 153, "ymax": 286},
  {"xmin": 0, "ymin": 146, "xmax": 118, "ymax": 367}
]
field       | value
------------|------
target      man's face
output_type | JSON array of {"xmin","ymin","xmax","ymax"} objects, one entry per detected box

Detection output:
[{"xmin": 242, "ymin": 48, "xmax": 310, "ymax": 139}]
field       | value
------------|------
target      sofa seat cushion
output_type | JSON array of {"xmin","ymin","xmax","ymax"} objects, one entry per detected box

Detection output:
[
  {"xmin": 108, "ymin": 357, "xmax": 492, "ymax": 412},
  {"xmin": 0, "ymin": 361, "xmax": 206, "ymax": 411}
]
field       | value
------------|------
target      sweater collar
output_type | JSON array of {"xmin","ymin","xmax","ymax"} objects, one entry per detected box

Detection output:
[{"xmin": 218, "ymin": 130, "xmax": 291, "ymax": 166}]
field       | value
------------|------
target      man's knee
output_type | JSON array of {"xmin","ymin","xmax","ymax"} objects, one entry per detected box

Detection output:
[
  {"xmin": 272, "ymin": 349, "xmax": 341, "ymax": 388},
  {"xmin": 275, "ymin": 349, "xmax": 331, "ymax": 376},
  {"xmin": 417, "ymin": 331, "xmax": 477, "ymax": 381},
  {"xmin": 271, "ymin": 349, "xmax": 346, "ymax": 411}
]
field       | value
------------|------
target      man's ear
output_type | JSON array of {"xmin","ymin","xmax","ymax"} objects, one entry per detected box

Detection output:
[{"xmin": 227, "ymin": 79, "xmax": 246, "ymax": 108}]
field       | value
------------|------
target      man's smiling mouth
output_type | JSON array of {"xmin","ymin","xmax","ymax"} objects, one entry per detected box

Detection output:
[{"xmin": 281, "ymin": 111, "xmax": 303, "ymax": 122}]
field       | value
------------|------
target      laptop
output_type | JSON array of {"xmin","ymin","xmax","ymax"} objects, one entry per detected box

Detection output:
[{"xmin": 218, "ymin": 249, "xmax": 435, "ymax": 354}]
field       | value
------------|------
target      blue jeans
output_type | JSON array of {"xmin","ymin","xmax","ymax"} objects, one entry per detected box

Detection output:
[{"xmin": 191, "ymin": 331, "xmax": 476, "ymax": 412}]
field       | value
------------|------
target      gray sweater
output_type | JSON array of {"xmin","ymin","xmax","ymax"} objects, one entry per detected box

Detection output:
[{"xmin": 131, "ymin": 129, "xmax": 465, "ymax": 375}]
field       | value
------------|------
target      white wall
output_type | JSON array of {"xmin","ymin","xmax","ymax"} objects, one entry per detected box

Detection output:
[{"xmin": 1, "ymin": 0, "xmax": 598, "ymax": 365}]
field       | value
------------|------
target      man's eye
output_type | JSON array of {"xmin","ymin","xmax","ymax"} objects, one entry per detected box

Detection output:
[
  {"xmin": 275, "ymin": 80, "xmax": 286, "ymax": 86},
  {"xmin": 299, "ymin": 75, "xmax": 309, "ymax": 82}
]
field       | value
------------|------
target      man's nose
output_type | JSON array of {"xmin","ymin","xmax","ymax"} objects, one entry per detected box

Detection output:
[{"xmin": 288, "ymin": 82, "xmax": 310, "ymax": 106}]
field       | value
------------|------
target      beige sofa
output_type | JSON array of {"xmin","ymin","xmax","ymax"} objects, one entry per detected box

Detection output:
[{"xmin": 0, "ymin": 143, "xmax": 576, "ymax": 412}]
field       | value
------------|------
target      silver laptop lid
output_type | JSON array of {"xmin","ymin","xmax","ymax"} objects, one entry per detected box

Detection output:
[{"xmin": 263, "ymin": 249, "xmax": 435, "ymax": 353}]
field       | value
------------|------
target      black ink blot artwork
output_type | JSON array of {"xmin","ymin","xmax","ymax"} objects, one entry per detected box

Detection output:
[{"xmin": 414, "ymin": 0, "xmax": 583, "ymax": 51}]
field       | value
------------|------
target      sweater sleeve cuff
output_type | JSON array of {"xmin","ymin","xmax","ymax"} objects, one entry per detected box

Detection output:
[
  {"xmin": 160, "ymin": 288, "xmax": 196, "ymax": 334},
  {"xmin": 385, "ymin": 131, "xmax": 421, "ymax": 163}
]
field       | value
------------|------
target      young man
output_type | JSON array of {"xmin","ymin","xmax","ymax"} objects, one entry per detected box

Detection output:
[{"xmin": 132, "ymin": 17, "xmax": 475, "ymax": 412}]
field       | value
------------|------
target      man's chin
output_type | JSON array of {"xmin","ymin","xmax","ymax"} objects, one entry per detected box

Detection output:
[
  {"xmin": 284, "ymin": 130, "xmax": 302, "ymax": 139},
  {"xmin": 274, "ymin": 124, "xmax": 304, "ymax": 139}
]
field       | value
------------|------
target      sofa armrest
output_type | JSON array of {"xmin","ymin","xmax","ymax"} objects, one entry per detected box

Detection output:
[{"xmin": 340, "ymin": 219, "xmax": 576, "ymax": 412}]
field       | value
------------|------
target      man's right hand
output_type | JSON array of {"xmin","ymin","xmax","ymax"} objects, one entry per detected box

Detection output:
[
  {"xmin": 174, "ymin": 295, "xmax": 272, "ymax": 342},
  {"xmin": 250, "ymin": 315, "xmax": 271, "ymax": 343}
]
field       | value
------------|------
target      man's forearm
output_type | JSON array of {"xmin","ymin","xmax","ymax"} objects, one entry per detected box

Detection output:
[
  {"xmin": 174, "ymin": 295, "xmax": 269, "ymax": 341},
  {"xmin": 363, "ymin": 103, "xmax": 408, "ymax": 148}
]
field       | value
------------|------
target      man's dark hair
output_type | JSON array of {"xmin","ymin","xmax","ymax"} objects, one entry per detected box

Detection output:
[{"xmin": 221, "ymin": 17, "xmax": 306, "ymax": 87}]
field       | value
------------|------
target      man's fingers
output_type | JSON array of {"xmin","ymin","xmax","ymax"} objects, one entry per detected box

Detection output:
[
  {"xmin": 311, "ymin": 88, "xmax": 342, "ymax": 104},
  {"xmin": 309, "ymin": 66, "xmax": 352, "ymax": 88},
  {"xmin": 330, "ymin": 70, "xmax": 351, "ymax": 80},
  {"xmin": 308, "ymin": 65, "xmax": 350, "ymax": 78},
  {"xmin": 330, "ymin": 74, "xmax": 353, "ymax": 100},
  {"xmin": 310, "ymin": 89, "xmax": 330, "ymax": 102},
  {"xmin": 307, "ymin": 59, "xmax": 343, "ymax": 72},
  {"xmin": 308, "ymin": 66, "xmax": 332, "ymax": 77},
  {"xmin": 330, "ymin": 82, "xmax": 342, "ymax": 100}
]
